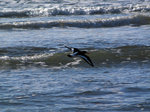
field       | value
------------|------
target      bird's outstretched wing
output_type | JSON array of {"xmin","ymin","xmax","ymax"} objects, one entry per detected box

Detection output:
[
  {"xmin": 67, "ymin": 52, "xmax": 78, "ymax": 57},
  {"xmin": 78, "ymin": 54, "xmax": 94, "ymax": 67}
]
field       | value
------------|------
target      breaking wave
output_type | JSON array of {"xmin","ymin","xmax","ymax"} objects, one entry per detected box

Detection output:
[
  {"xmin": 0, "ymin": 4, "xmax": 150, "ymax": 18},
  {"xmin": 0, "ymin": 45, "xmax": 150, "ymax": 69},
  {"xmin": 0, "ymin": 15, "xmax": 150, "ymax": 29}
]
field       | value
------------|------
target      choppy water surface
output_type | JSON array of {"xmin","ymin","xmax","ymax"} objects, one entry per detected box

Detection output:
[
  {"xmin": 0, "ymin": 0, "xmax": 150, "ymax": 111},
  {"xmin": 1, "ymin": 66, "xmax": 150, "ymax": 112}
]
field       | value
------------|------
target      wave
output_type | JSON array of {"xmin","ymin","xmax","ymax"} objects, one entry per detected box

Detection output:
[
  {"xmin": 0, "ymin": 46, "xmax": 56, "ymax": 56},
  {"xmin": 0, "ymin": 15, "xmax": 150, "ymax": 29},
  {"xmin": 0, "ymin": 5, "xmax": 150, "ymax": 18},
  {"xmin": 0, "ymin": 45, "xmax": 150, "ymax": 69}
]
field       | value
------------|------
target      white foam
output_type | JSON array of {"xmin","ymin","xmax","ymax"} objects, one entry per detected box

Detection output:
[
  {"xmin": 0, "ymin": 53, "xmax": 53, "ymax": 61},
  {"xmin": 0, "ymin": 4, "xmax": 150, "ymax": 17},
  {"xmin": 65, "ymin": 59, "xmax": 81, "ymax": 67}
]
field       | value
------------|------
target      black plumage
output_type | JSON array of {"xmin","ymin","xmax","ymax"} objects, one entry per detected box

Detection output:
[{"xmin": 65, "ymin": 46, "xmax": 94, "ymax": 67}]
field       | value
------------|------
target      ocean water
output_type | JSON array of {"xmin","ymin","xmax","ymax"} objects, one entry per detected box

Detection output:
[{"xmin": 0, "ymin": 0, "xmax": 150, "ymax": 111}]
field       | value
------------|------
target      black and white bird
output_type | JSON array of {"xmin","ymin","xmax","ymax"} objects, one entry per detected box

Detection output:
[{"xmin": 65, "ymin": 46, "xmax": 94, "ymax": 67}]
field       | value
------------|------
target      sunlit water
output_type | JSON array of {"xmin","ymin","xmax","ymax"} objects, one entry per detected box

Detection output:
[{"xmin": 0, "ymin": 0, "xmax": 150, "ymax": 111}]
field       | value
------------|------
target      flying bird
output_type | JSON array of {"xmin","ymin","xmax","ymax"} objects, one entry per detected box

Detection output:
[{"xmin": 65, "ymin": 46, "xmax": 94, "ymax": 67}]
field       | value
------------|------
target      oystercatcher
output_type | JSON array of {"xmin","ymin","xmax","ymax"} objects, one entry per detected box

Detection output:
[{"xmin": 65, "ymin": 46, "xmax": 94, "ymax": 67}]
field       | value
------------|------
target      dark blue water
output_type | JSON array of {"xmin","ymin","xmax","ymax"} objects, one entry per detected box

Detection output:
[
  {"xmin": 1, "ymin": 65, "xmax": 150, "ymax": 112},
  {"xmin": 0, "ymin": 0, "xmax": 150, "ymax": 111}
]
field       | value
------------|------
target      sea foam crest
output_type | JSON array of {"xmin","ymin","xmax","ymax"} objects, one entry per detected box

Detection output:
[
  {"xmin": 0, "ymin": 15, "xmax": 150, "ymax": 29},
  {"xmin": 0, "ymin": 4, "xmax": 150, "ymax": 18},
  {"xmin": 0, "ymin": 53, "xmax": 53, "ymax": 61}
]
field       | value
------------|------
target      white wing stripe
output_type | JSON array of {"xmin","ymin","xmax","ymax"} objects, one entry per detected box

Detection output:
[
  {"xmin": 78, "ymin": 55, "xmax": 91, "ymax": 64},
  {"xmin": 70, "ymin": 52, "xmax": 78, "ymax": 56}
]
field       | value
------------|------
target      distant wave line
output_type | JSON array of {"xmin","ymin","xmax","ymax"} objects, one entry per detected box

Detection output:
[{"xmin": 0, "ymin": 15, "xmax": 150, "ymax": 29}]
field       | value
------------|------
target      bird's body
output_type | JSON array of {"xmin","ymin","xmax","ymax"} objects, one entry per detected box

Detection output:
[{"xmin": 65, "ymin": 46, "xmax": 94, "ymax": 67}]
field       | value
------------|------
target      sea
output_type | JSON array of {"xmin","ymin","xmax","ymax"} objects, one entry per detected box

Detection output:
[{"xmin": 0, "ymin": 0, "xmax": 150, "ymax": 112}]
